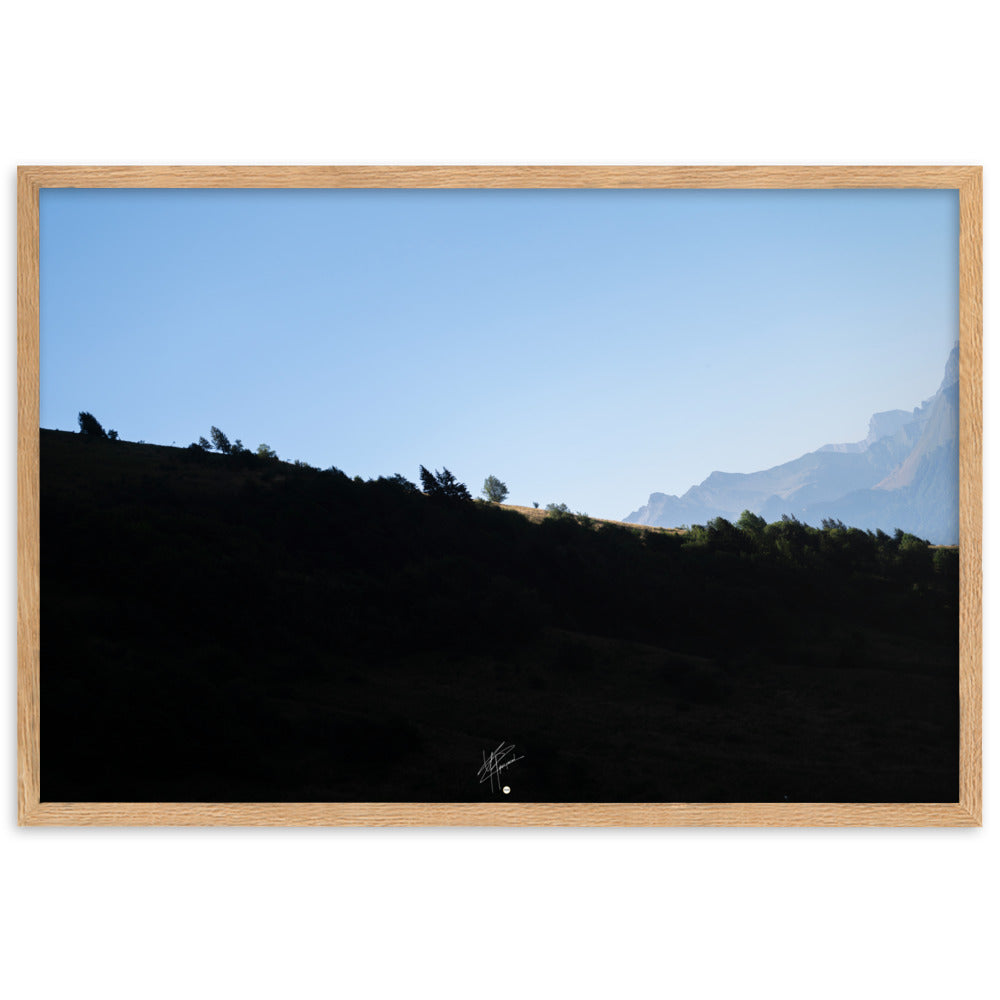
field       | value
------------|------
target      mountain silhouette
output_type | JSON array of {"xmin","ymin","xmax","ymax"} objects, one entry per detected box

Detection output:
[{"xmin": 624, "ymin": 345, "xmax": 959, "ymax": 543}]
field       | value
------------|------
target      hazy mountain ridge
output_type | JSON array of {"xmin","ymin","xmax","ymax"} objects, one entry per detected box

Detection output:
[{"xmin": 624, "ymin": 346, "xmax": 960, "ymax": 543}]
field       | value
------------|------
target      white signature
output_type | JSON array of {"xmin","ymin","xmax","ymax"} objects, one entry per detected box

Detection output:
[{"xmin": 477, "ymin": 741, "xmax": 524, "ymax": 793}]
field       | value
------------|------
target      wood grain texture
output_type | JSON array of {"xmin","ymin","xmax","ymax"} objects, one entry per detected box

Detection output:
[
  {"xmin": 957, "ymin": 167, "xmax": 983, "ymax": 825},
  {"xmin": 18, "ymin": 802, "xmax": 982, "ymax": 827},
  {"xmin": 16, "ymin": 165, "xmax": 983, "ymax": 827},
  {"xmin": 17, "ymin": 168, "xmax": 41, "ymax": 825},
  {"xmin": 15, "ymin": 164, "xmax": 982, "ymax": 190}
]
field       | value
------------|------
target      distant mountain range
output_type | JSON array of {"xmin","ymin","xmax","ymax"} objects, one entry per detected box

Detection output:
[{"xmin": 623, "ymin": 346, "xmax": 959, "ymax": 544}]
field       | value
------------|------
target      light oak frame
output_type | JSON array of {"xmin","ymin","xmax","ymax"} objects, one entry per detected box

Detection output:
[{"xmin": 17, "ymin": 165, "xmax": 983, "ymax": 826}]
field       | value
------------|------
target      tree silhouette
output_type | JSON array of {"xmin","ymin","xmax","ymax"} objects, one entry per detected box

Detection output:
[
  {"xmin": 419, "ymin": 465, "xmax": 472, "ymax": 501},
  {"xmin": 379, "ymin": 473, "xmax": 419, "ymax": 494},
  {"xmin": 737, "ymin": 510, "xmax": 767, "ymax": 536},
  {"xmin": 78, "ymin": 412, "xmax": 108, "ymax": 439},
  {"xmin": 210, "ymin": 427, "xmax": 232, "ymax": 454},
  {"xmin": 419, "ymin": 465, "xmax": 437, "ymax": 494},
  {"xmin": 436, "ymin": 468, "xmax": 471, "ymax": 500},
  {"xmin": 482, "ymin": 475, "xmax": 509, "ymax": 503}
]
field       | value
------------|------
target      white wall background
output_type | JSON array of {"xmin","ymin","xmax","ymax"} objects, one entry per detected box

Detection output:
[{"xmin": 2, "ymin": 3, "xmax": 995, "ymax": 997}]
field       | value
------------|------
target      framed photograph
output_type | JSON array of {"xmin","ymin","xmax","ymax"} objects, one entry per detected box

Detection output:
[{"xmin": 17, "ymin": 166, "xmax": 982, "ymax": 826}]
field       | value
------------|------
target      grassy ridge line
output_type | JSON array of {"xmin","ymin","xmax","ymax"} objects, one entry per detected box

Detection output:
[
  {"xmin": 499, "ymin": 503, "xmax": 684, "ymax": 534},
  {"xmin": 43, "ymin": 428, "xmax": 676, "ymax": 532},
  {"xmin": 42, "ymin": 428, "xmax": 956, "ymax": 547}
]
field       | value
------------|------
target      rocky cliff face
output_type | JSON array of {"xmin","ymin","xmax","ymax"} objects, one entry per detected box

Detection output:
[{"xmin": 624, "ymin": 346, "xmax": 960, "ymax": 543}]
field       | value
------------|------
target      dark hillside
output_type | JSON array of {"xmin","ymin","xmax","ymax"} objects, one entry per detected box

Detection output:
[{"xmin": 41, "ymin": 430, "xmax": 958, "ymax": 802}]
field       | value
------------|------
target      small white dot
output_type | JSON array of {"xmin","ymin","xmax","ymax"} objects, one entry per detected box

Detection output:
[{"xmin": 503, "ymin": 786, "xmax": 511, "ymax": 795}]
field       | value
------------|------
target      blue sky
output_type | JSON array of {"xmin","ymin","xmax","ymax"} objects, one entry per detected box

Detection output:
[{"xmin": 40, "ymin": 188, "xmax": 957, "ymax": 519}]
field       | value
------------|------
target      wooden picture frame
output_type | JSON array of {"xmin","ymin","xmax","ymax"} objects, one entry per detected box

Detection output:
[{"xmin": 17, "ymin": 165, "xmax": 982, "ymax": 827}]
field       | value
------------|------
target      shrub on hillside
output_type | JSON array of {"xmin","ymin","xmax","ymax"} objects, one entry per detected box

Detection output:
[{"xmin": 545, "ymin": 502, "xmax": 574, "ymax": 522}]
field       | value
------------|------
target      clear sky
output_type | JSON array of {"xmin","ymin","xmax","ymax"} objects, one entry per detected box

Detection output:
[{"xmin": 40, "ymin": 187, "xmax": 957, "ymax": 519}]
